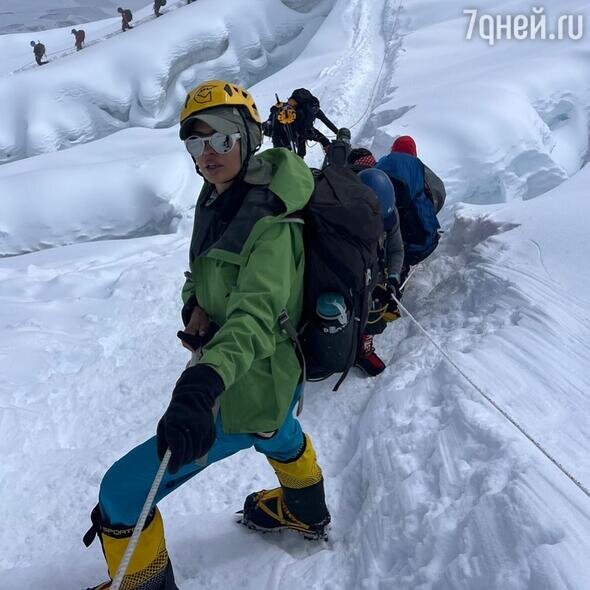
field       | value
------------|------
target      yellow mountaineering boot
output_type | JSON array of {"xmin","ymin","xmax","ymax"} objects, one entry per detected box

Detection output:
[
  {"xmin": 83, "ymin": 505, "xmax": 178, "ymax": 590},
  {"xmin": 240, "ymin": 434, "xmax": 331, "ymax": 540}
]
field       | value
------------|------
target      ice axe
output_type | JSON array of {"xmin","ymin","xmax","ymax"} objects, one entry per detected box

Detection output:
[{"xmin": 110, "ymin": 343, "xmax": 217, "ymax": 590}]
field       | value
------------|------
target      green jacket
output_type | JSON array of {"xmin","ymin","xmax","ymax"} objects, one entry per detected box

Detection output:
[{"xmin": 182, "ymin": 148, "xmax": 313, "ymax": 433}]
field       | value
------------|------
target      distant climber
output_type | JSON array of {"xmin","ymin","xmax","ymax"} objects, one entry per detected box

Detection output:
[
  {"xmin": 377, "ymin": 135, "xmax": 446, "ymax": 283},
  {"xmin": 390, "ymin": 136, "xmax": 446, "ymax": 214},
  {"xmin": 71, "ymin": 29, "xmax": 86, "ymax": 51},
  {"xmin": 262, "ymin": 96, "xmax": 298, "ymax": 152},
  {"xmin": 117, "ymin": 7, "xmax": 134, "ymax": 31},
  {"xmin": 30, "ymin": 41, "xmax": 48, "ymax": 66},
  {"xmin": 154, "ymin": 0, "xmax": 167, "ymax": 17},
  {"xmin": 263, "ymin": 88, "xmax": 339, "ymax": 158}
]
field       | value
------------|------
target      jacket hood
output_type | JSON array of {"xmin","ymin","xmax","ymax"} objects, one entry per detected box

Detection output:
[{"xmin": 251, "ymin": 148, "xmax": 314, "ymax": 214}]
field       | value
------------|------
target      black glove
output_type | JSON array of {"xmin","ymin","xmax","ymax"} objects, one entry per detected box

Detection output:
[
  {"xmin": 156, "ymin": 364, "xmax": 224, "ymax": 474},
  {"xmin": 386, "ymin": 275, "xmax": 401, "ymax": 300},
  {"xmin": 181, "ymin": 294, "xmax": 198, "ymax": 327},
  {"xmin": 384, "ymin": 276, "xmax": 401, "ymax": 321}
]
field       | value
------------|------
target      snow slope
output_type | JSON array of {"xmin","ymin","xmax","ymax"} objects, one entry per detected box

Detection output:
[
  {"xmin": 0, "ymin": 126, "xmax": 196, "ymax": 257},
  {"xmin": 1, "ymin": 0, "xmax": 590, "ymax": 588},
  {"xmin": 362, "ymin": 0, "xmax": 590, "ymax": 204},
  {"xmin": 0, "ymin": 0, "xmax": 334, "ymax": 162}
]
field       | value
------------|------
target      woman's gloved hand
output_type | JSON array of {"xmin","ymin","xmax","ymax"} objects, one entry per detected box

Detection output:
[
  {"xmin": 383, "ymin": 274, "xmax": 401, "ymax": 322},
  {"xmin": 156, "ymin": 364, "xmax": 224, "ymax": 474}
]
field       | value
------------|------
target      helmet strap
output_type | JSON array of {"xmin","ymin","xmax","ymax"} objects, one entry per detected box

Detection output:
[{"xmin": 233, "ymin": 107, "xmax": 254, "ymax": 183}]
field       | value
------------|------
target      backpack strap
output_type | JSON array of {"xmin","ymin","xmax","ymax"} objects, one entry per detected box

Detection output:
[
  {"xmin": 332, "ymin": 263, "xmax": 373, "ymax": 391},
  {"xmin": 278, "ymin": 310, "xmax": 306, "ymax": 415}
]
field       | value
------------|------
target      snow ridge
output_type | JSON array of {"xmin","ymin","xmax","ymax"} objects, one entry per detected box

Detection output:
[{"xmin": 0, "ymin": 0, "xmax": 335, "ymax": 164}]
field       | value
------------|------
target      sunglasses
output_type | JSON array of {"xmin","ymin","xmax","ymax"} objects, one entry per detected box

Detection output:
[{"xmin": 184, "ymin": 132, "xmax": 241, "ymax": 158}]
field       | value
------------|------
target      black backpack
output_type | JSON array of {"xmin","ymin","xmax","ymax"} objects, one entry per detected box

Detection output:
[
  {"xmin": 290, "ymin": 88, "xmax": 320, "ymax": 111},
  {"xmin": 320, "ymin": 140, "xmax": 349, "ymax": 168},
  {"xmin": 289, "ymin": 88, "xmax": 321, "ymax": 130},
  {"xmin": 281, "ymin": 164, "xmax": 383, "ymax": 390},
  {"xmin": 124, "ymin": 9, "xmax": 133, "ymax": 20},
  {"xmin": 34, "ymin": 43, "xmax": 45, "ymax": 58}
]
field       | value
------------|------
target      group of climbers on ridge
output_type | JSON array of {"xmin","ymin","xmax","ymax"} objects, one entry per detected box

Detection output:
[{"xmin": 29, "ymin": 2, "xmax": 201, "ymax": 66}]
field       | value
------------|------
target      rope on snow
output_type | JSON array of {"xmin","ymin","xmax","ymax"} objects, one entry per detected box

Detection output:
[{"xmin": 390, "ymin": 291, "xmax": 590, "ymax": 501}]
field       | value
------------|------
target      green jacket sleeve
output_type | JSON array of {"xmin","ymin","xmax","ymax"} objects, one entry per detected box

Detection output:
[{"xmin": 198, "ymin": 221, "xmax": 298, "ymax": 390}]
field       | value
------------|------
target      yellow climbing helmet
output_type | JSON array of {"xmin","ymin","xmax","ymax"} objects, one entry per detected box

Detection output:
[{"xmin": 180, "ymin": 80, "xmax": 262, "ymax": 127}]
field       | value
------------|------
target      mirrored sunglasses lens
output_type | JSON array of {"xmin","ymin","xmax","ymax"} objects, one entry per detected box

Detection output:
[
  {"xmin": 209, "ymin": 133, "xmax": 236, "ymax": 154},
  {"xmin": 185, "ymin": 137, "xmax": 205, "ymax": 157}
]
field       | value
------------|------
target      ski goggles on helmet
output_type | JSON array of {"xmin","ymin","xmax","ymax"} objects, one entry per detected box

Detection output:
[{"xmin": 184, "ymin": 132, "xmax": 241, "ymax": 158}]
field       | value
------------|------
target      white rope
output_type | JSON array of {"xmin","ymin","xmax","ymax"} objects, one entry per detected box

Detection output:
[
  {"xmin": 110, "ymin": 449, "xmax": 171, "ymax": 590},
  {"xmin": 391, "ymin": 293, "xmax": 590, "ymax": 500},
  {"xmin": 399, "ymin": 265, "xmax": 419, "ymax": 292},
  {"xmin": 346, "ymin": 52, "xmax": 388, "ymax": 132}
]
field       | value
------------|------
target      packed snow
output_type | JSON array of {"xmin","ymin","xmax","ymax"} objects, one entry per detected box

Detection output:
[{"xmin": 1, "ymin": 0, "xmax": 590, "ymax": 589}]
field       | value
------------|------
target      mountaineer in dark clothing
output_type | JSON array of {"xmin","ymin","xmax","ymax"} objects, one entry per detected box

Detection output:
[
  {"xmin": 154, "ymin": 0, "xmax": 166, "ymax": 17},
  {"xmin": 71, "ymin": 29, "xmax": 86, "ymax": 51},
  {"xmin": 30, "ymin": 41, "xmax": 48, "ymax": 65},
  {"xmin": 117, "ymin": 7, "xmax": 134, "ymax": 31},
  {"xmin": 263, "ymin": 88, "xmax": 339, "ymax": 158}
]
